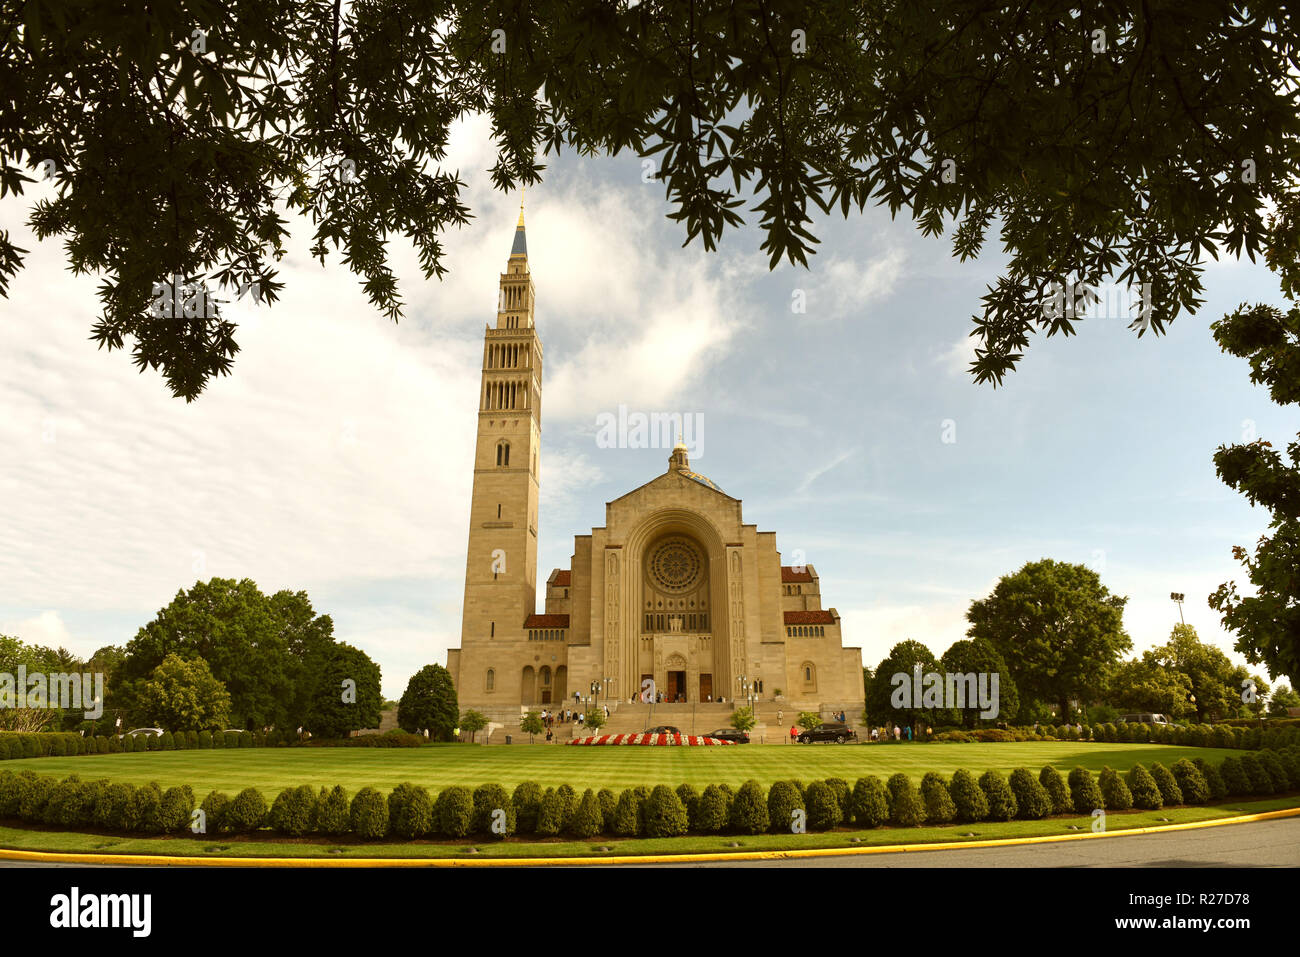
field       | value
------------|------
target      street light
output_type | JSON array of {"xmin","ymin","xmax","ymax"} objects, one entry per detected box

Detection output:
[{"xmin": 1170, "ymin": 592, "xmax": 1185, "ymax": 625}]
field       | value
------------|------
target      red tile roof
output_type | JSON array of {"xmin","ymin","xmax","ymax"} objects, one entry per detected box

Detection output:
[
  {"xmin": 550, "ymin": 570, "xmax": 572, "ymax": 586},
  {"xmin": 781, "ymin": 566, "xmax": 813, "ymax": 583},
  {"xmin": 784, "ymin": 610, "xmax": 835, "ymax": 625},
  {"xmin": 524, "ymin": 614, "xmax": 570, "ymax": 628}
]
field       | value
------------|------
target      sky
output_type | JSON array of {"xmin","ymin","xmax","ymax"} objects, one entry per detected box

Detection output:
[{"xmin": 2, "ymin": 112, "xmax": 1297, "ymax": 700}]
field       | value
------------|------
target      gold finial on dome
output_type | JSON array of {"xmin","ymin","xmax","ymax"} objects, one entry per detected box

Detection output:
[{"xmin": 517, "ymin": 187, "xmax": 525, "ymax": 228}]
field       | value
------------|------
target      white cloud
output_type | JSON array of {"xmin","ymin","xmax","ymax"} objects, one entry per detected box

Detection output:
[
  {"xmin": 0, "ymin": 611, "xmax": 77, "ymax": 652},
  {"xmin": 802, "ymin": 248, "xmax": 907, "ymax": 321}
]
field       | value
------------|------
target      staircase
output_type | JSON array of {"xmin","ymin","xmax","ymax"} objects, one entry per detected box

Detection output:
[{"xmin": 483, "ymin": 699, "xmax": 866, "ymax": 744}]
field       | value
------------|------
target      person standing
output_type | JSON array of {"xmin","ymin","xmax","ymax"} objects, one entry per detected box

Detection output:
[
  {"xmin": 789, "ymin": 725, "xmax": 798, "ymax": 744},
  {"xmin": 777, "ymin": 709, "xmax": 783, "ymax": 725}
]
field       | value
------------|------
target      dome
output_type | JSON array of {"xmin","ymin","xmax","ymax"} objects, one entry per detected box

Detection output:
[{"xmin": 679, "ymin": 469, "xmax": 723, "ymax": 492}]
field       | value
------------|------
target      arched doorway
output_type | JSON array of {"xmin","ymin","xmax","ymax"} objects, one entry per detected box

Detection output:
[{"xmin": 520, "ymin": 666, "xmax": 536, "ymax": 706}]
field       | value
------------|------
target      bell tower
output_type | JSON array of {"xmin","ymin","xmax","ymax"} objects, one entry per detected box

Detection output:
[{"xmin": 458, "ymin": 205, "xmax": 542, "ymax": 662}]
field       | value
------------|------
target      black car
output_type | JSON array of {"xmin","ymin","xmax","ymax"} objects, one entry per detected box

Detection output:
[
  {"xmin": 796, "ymin": 723, "xmax": 857, "ymax": 744},
  {"xmin": 706, "ymin": 728, "xmax": 750, "ymax": 744},
  {"xmin": 647, "ymin": 725, "xmax": 681, "ymax": 735}
]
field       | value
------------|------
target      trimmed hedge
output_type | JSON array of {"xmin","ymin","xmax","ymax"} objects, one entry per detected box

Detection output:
[{"xmin": 0, "ymin": 747, "xmax": 1293, "ymax": 845}]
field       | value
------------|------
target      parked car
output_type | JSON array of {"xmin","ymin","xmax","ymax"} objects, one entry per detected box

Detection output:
[
  {"xmin": 125, "ymin": 727, "xmax": 164, "ymax": 738},
  {"xmin": 706, "ymin": 728, "xmax": 750, "ymax": 744},
  {"xmin": 1118, "ymin": 713, "xmax": 1171, "ymax": 725},
  {"xmin": 647, "ymin": 725, "xmax": 681, "ymax": 735},
  {"xmin": 797, "ymin": 723, "xmax": 857, "ymax": 744}
]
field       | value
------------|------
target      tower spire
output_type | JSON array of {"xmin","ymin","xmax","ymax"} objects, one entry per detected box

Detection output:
[{"xmin": 510, "ymin": 190, "xmax": 528, "ymax": 258}]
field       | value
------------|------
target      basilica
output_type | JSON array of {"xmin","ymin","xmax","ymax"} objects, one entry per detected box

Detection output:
[{"xmin": 445, "ymin": 210, "xmax": 864, "ymax": 727}]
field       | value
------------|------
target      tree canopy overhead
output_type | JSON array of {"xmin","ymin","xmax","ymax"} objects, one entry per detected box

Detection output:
[{"xmin": 4, "ymin": 1, "xmax": 1298, "ymax": 398}]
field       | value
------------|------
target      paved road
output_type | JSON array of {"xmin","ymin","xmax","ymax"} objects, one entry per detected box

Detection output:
[{"xmin": 644, "ymin": 816, "xmax": 1300, "ymax": 867}]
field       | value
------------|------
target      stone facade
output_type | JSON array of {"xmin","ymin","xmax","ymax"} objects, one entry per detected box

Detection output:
[{"xmin": 446, "ymin": 211, "xmax": 864, "ymax": 724}]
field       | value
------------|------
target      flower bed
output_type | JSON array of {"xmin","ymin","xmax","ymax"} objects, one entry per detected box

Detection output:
[{"xmin": 567, "ymin": 733, "xmax": 736, "ymax": 746}]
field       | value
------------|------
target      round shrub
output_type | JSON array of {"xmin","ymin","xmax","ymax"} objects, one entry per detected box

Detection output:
[
  {"xmin": 314, "ymin": 785, "xmax": 350, "ymax": 835},
  {"xmin": 887, "ymin": 773, "xmax": 925, "ymax": 827},
  {"xmin": 1213, "ymin": 725, "xmax": 1235, "ymax": 748},
  {"xmin": 224, "ymin": 787, "xmax": 268, "ymax": 833},
  {"xmin": 197, "ymin": 730, "xmax": 212, "ymax": 749},
  {"xmin": 1008, "ymin": 768, "xmax": 1051, "ymax": 819},
  {"xmin": 1256, "ymin": 751, "xmax": 1289, "ymax": 793},
  {"xmin": 676, "ymin": 783, "xmax": 700, "ymax": 827},
  {"xmin": 643, "ymin": 785, "xmax": 689, "ymax": 838},
  {"xmin": 94, "ymin": 782, "xmax": 135, "ymax": 830},
  {"xmin": 472, "ymin": 783, "xmax": 515, "ymax": 837},
  {"xmin": 729, "ymin": 780, "xmax": 770, "ymax": 834},
  {"xmin": 44, "ymin": 776, "xmax": 93, "ymax": 828},
  {"xmin": 159, "ymin": 785, "xmax": 196, "ymax": 833},
  {"xmin": 434, "ymin": 785, "xmax": 474, "ymax": 838},
  {"xmin": 920, "ymin": 772, "xmax": 956, "ymax": 824},
  {"xmin": 612, "ymin": 788, "xmax": 641, "ymax": 836},
  {"xmin": 1068, "ymin": 767, "xmax": 1104, "ymax": 814},
  {"xmin": 350, "ymin": 787, "xmax": 389, "ymax": 839},
  {"xmin": 511, "ymin": 781, "xmax": 543, "ymax": 834},
  {"xmin": 1128, "ymin": 765, "xmax": 1164, "ymax": 809},
  {"xmin": 17, "ymin": 774, "xmax": 52, "ymax": 823},
  {"xmin": 1161, "ymin": 761, "xmax": 1204, "ymax": 807},
  {"xmin": 386, "ymin": 783, "xmax": 433, "ymax": 838},
  {"xmin": 1149, "ymin": 762, "xmax": 1183, "ymax": 805},
  {"xmin": 1272, "ymin": 749, "xmax": 1300, "ymax": 789},
  {"xmin": 696, "ymin": 785, "xmax": 729, "ymax": 833},
  {"xmin": 851, "ymin": 776, "xmax": 890, "ymax": 828},
  {"xmin": 159, "ymin": 731, "xmax": 174, "ymax": 751},
  {"xmin": 1193, "ymin": 759, "xmax": 1227, "ymax": 801},
  {"xmin": 0, "ymin": 737, "xmax": 13, "ymax": 760},
  {"xmin": 1039, "ymin": 766, "xmax": 1071, "ymax": 815},
  {"xmin": 1219, "ymin": 756, "xmax": 1251, "ymax": 796},
  {"xmin": 124, "ymin": 782, "xmax": 163, "ymax": 832},
  {"xmin": 598, "ymin": 788, "xmax": 618, "ymax": 833},
  {"xmin": 555, "ymin": 784, "xmax": 579, "ymax": 832},
  {"xmin": 978, "ymin": 770, "xmax": 1017, "ymax": 821},
  {"xmin": 949, "ymin": 769, "xmax": 989, "ymax": 822},
  {"xmin": 805, "ymin": 781, "xmax": 842, "ymax": 831},
  {"xmin": 1098, "ymin": 767, "xmax": 1134, "ymax": 810},
  {"xmin": 767, "ymin": 781, "xmax": 804, "ymax": 834},
  {"xmin": 825, "ymin": 777, "xmax": 852, "ymax": 820},
  {"xmin": 186, "ymin": 730, "xmax": 199, "ymax": 749},
  {"xmin": 269, "ymin": 785, "xmax": 319, "ymax": 836},
  {"xmin": 535, "ymin": 788, "xmax": 565, "ymax": 837},
  {"xmin": 0, "ymin": 770, "xmax": 22, "ymax": 816},
  {"xmin": 569, "ymin": 789, "xmax": 604, "ymax": 838},
  {"xmin": 198, "ymin": 790, "xmax": 228, "ymax": 834}
]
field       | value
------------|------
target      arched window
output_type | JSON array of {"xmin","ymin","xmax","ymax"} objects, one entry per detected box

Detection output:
[
  {"xmin": 486, "ymin": 669, "xmax": 495, "ymax": 691},
  {"xmin": 801, "ymin": 662, "xmax": 817, "ymax": 689},
  {"xmin": 497, "ymin": 441, "xmax": 510, "ymax": 467}
]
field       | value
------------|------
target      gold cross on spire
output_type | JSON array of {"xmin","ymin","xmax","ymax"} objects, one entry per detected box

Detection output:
[{"xmin": 518, "ymin": 186, "xmax": 525, "ymax": 228}]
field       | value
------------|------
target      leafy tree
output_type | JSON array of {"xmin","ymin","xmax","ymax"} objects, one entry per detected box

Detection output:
[
  {"xmin": 114, "ymin": 578, "xmax": 334, "ymax": 730},
  {"xmin": 1208, "ymin": 304, "xmax": 1300, "ymax": 683},
  {"xmin": 967, "ymin": 560, "xmax": 1131, "ymax": 722},
  {"xmin": 938, "ymin": 637, "xmax": 1020, "ymax": 726},
  {"xmin": 1268, "ymin": 685, "xmax": 1300, "ymax": 717},
  {"xmin": 520, "ymin": 711, "xmax": 544, "ymax": 743},
  {"xmin": 795, "ymin": 711, "xmax": 822, "ymax": 732},
  {"xmin": 0, "ymin": 634, "xmax": 67, "ymax": 731},
  {"xmin": 581, "ymin": 709, "xmax": 606, "ymax": 734},
  {"xmin": 7, "ymin": 5, "xmax": 1298, "ymax": 399},
  {"xmin": 729, "ymin": 706, "xmax": 756, "ymax": 733},
  {"xmin": 397, "ymin": 664, "xmax": 458, "ymax": 741},
  {"xmin": 302, "ymin": 642, "xmax": 382, "ymax": 739},
  {"xmin": 136, "ymin": 653, "xmax": 231, "ymax": 731},
  {"xmin": 1106, "ymin": 657, "xmax": 1194, "ymax": 719},
  {"xmin": 1144, "ymin": 625, "xmax": 1256, "ymax": 722},
  {"xmin": 866, "ymin": 639, "xmax": 940, "ymax": 728},
  {"xmin": 459, "ymin": 709, "xmax": 488, "ymax": 743}
]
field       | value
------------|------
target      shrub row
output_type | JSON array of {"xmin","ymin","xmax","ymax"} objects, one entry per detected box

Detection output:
[
  {"xmin": 1001, "ymin": 722, "xmax": 1300, "ymax": 750},
  {"xmin": 0, "ymin": 728, "xmax": 425, "ymax": 760},
  {"xmin": 2, "ymin": 746, "xmax": 1294, "ymax": 841}
]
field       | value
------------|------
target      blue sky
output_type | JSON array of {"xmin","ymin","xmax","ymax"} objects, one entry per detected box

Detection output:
[{"xmin": 2, "ymin": 113, "xmax": 1295, "ymax": 698}]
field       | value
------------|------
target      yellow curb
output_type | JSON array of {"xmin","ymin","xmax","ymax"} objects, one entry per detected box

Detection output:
[{"xmin": 1, "ymin": 805, "xmax": 1297, "ymax": 867}]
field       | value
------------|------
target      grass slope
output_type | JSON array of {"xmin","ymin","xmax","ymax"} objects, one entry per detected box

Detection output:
[{"xmin": 1, "ymin": 741, "xmax": 1226, "ymax": 794}]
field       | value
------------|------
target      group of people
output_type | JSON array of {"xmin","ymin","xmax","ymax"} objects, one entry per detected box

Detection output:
[
  {"xmin": 868, "ymin": 724, "xmax": 932, "ymax": 742},
  {"xmin": 539, "ymin": 705, "xmax": 611, "ymax": 742}
]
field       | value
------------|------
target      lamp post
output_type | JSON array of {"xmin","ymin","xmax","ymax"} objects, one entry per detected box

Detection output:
[{"xmin": 1170, "ymin": 592, "xmax": 1185, "ymax": 626}]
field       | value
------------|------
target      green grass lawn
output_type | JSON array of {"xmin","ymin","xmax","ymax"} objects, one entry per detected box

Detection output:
[{"xmin": 1, "ymin": 741, "xmax": 1228, "ymax": 794}]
